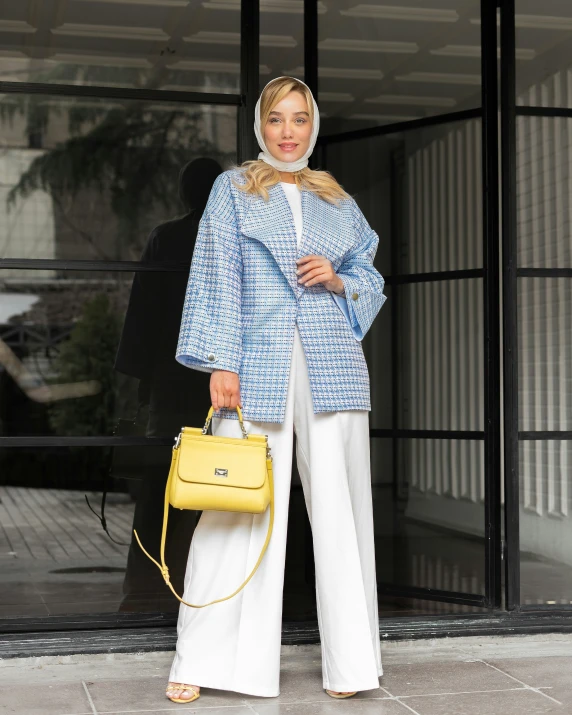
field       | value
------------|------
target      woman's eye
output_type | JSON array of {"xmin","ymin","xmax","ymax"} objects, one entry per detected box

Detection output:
[{"xmin": 268, "ymin": 118, "xmax": 306, "ymax": 124}]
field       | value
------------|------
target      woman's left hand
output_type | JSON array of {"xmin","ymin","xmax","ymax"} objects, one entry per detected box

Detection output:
[{"xmin": 296, "ymin": 254, "xmax": 344, "ymax": 294}]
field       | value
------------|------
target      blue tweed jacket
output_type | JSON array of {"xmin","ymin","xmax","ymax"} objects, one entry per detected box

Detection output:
[{"xmin": 176, "ymin": 168, "xmax": 387, "ymax": 423}]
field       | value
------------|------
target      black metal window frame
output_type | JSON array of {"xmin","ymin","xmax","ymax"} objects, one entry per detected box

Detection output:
[
  {"xmin": 2, "ymin": 0, "xmax": 572, "ymax": 644},
  {"xmin": 315, "ymin": 0, "xmax": 501, "ymax": 613},
  {"xmin": 500, "ymin": 0, "xmax": 572, "ymax": 614}
]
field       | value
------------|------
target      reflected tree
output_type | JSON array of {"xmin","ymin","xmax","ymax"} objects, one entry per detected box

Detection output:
[{"xmin": 1, "ymin": 66, "xmax": 231, "ymax": 259}]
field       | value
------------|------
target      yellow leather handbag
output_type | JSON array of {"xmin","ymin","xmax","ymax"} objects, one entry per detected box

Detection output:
[{"xmin": 134, "ymin": 405, "xmax": 274, "ymax": 608}]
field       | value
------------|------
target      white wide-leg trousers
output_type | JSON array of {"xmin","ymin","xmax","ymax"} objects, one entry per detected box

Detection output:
[{"xmin": 169, "ymin": 325, "xmax": 383, "ymax": 697}]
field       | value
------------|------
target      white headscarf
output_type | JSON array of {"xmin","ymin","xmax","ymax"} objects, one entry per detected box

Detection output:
[{"xmin": 254, "ymin": 76, "xmax": 320, "ymax": 173}]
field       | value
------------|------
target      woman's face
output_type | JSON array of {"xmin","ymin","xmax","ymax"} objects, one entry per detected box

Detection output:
[{"xmin": 263, "ymin": 90, "xmax": 312, "ymax": 164}]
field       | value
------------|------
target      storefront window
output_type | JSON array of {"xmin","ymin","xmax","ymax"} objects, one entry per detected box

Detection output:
[{"xmin": 3, "ymin": 0, "xmax": 572, "ymax": 635}]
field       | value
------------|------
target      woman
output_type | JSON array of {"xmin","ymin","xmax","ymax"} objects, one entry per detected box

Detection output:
[{"xmin": 166, "ymin": 76, "xmax": 387, "ymax": 703}]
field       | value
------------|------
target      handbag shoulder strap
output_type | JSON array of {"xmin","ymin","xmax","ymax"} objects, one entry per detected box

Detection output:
[{"xmin": 133, "ymin": 455, "xmax": 274, "ymax": 608}]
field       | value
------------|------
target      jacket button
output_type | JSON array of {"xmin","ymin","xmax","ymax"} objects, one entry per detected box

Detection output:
[
  {"xmin": 352, "ymin": 292, "xmax": 359, "ymax": 301},
  {"xmin": 207, "ymin": 353, "xmax": 216, "ymax": 362}
]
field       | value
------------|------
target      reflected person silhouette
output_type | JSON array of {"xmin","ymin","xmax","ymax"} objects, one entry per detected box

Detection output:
[{"xmin": 114, "ymin": 158, "xmax": 223, "ymax": 611}]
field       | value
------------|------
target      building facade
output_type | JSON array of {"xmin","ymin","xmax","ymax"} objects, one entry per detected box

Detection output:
[{"xmin": 1, "ymin": 0, "xmax": 571, "ymax": 650}]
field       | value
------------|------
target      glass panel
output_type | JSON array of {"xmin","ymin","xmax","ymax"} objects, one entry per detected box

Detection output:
[
  {"xmin": 399, "ymin": 279, "xmax": 484, "ymax": 432},
  {"xmin": 324, "ymin": 123, "xmax": 485, "ymax": 604},
  {"xmin": 324, "ymin": 121, "xmax": 483, "ymax": 276},
  {"xmin": 520, "ymin": 441, "xmax": 572, "ymax": 606},
  {"xmin": 0, "ymin": 269, "xmax": 212, "ymax": 437},
  {"xmin": 284, "ymin": 437, "xmax": 486, "ymax": 621},
  {"xmin": 0, "ymin": 439, "xmax": 485, "ymax": 620},
  {"xmin": 259, "ymin": 1, "xmax": 304, "ymax": 90},
  {"xmin": 0, "ymin": 446, "xmax": 195, "ymax": 617},
  {"xmin": 318, "ymin": 0, "xmax": 482, "ymax": 136},
  {"xmin": 518, "ymin": 278, "xmax": 572, "ymax": 432},
  {"xmin": 516, "ymin": 116, "xmax": 572, "ymax": 268},
  {"xmin": 325, "ymin": 127, "xmax": 484, "ymax": 430},
  {"xmin": 371, "ymin": 437, "xmax": 486, "ymax": 600},
  {"xmin": 516, "ymin": 1, "xmax": 572, "ymax": 109},
  {"xmin": 0, "ymin": 93, "xmax": 236, "ymax": 262},
  {"xmin": 0, "ymin": 0, "xmax": 240, "ymax": 92}
]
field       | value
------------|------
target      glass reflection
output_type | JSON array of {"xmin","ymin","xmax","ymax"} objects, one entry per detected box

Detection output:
[
  {"xmin": 0, "ymin": 162, "xmax": 232, "ymax": 440},
  {"xmin": 259, "ymin": 0, "xmax": 304, "ymax": 90},
  {"xmin": 318, "ymin": 0, "xmax": 482, "ymax": 136},
  {"xmin": 0, "ymin": 93, "xmax": 237, "ymax": 262},
  {"xmin": 0, "ymin": 442, "xmax": 487, "ymax": 619},
  {"xmin": 0, "ymin": 156, "xmax": 226, "ymax": 614},
  {"xmin": 114, "ymin": 158, "xmax": 223, "ymax": 609},
  {"xmin": 518, "ymin": 278, "xmax": 572, "ymax": 432},
  {"xmin": 0, "ymin": 0, "xmax": 240, "ymax": 92},
  {"xmin": 520, "ymin": 441, "xmax": 572, "ymax": 606},
  {"xmin": 516, "ymin": 0, "xmax": 572, "ymax": 109},
  {"xmin": 516, "ymin": 117, "xmax": 572, "ymax": 269},
  {"xmin": 375, "ymin": 437, "xmax": 486, "ymax": 597},
  {"xmin": 1, "ymin": 274, "xmax": 137, "ymax": 438}
]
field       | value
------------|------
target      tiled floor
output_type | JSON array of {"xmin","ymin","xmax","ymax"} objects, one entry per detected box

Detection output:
[{"xmin": 0, "ymin": 635, "xmax": 571, "ymax": 714}]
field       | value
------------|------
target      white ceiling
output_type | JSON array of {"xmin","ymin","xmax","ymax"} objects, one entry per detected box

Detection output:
[{"xmin": 1, "ymin": 0, "xmax": 572, "ymax": 133}]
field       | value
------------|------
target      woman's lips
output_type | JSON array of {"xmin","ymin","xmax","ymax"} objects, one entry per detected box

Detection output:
[{"xmin": 279, "ymin": 143, "xmax": 298, "ymax": 152}]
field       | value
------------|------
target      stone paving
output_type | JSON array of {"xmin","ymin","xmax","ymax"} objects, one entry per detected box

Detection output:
[{"xmin": 1, "ymin": 635, "xmax": 571, "ymax": 714}]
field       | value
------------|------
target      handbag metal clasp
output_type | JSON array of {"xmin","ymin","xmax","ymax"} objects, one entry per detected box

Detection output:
[{"xmin": 174, "ymin": 430, "xmax": 182, "ymax": 450}]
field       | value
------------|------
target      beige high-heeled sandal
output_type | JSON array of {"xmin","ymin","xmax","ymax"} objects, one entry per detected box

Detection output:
[
  {"xmin": 325, "ymin": 689, "xmax": 357, "ymax": 699},
  {"xmin": 165, "ymin": 683, "xmax": 200, "ymax": 703}
]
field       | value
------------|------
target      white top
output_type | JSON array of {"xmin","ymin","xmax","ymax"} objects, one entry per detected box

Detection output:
[
  {"xmin": 280, "ymin": 181, "xmax": 350, "ymax": 319},
  {"xmin": 280, "ymin": 181, "xmax": 303, "ymax": 248}
]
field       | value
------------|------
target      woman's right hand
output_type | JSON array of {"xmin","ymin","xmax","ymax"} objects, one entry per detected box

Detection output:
[{"xmin": 210, "ymin": 370, "xmax": 242, "ymax": 410}]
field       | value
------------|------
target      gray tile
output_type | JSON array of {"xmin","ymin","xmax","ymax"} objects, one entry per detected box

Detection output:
[
  {"xmin": 403, "ymin": 689, "xmax": 562, "ymax": 715},
  {"xmin": 104, "ymin": 709, "xmax": 254, "ymax": 715},
  {"xmin": 85, "ymin": 677, "xmax": 246, "ymax": 711},
  {"xmin": 380, "ymin": 660, "xmax": 519, "ymax": 696},
  {"xmin": 105, "ymin": 703, "xmax": 252, "ymax": 715},
  {"xmin": 485, "ymin": 657, "xmax": 572, "ymax": 709},
  {"xmin": 250, "ymin": 702, "xmax": 406, "ymax": 715},
  {"xmin": 0, "ymin": 682, "xmax": 91, "ymax": 715},
  {"xmin": 242, "ymin": 666, "xmax": 382, "ymax": 705},
  {"xmin": 537, "ymin": 687, "xmax": 572, "ymax": 710},
  {"xmin": 486, "ymin": 657, "xmax": 572, "ymax": 688},
  {"xmin": 243, "ymin": 667, "xmax": 340, "ymax": 704},
  {"xmin": 86, "ymin": 671, "xmax": 385, "ymax": 711}
]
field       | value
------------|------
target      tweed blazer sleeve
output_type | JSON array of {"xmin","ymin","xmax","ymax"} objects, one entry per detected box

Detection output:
[
  {"xmin": 331, "ymin": 199, "xmax": 387, "ymax": 340},
  {"xmin": 175, "ymin": 173, "xmax": 243, "ymax": 374}
]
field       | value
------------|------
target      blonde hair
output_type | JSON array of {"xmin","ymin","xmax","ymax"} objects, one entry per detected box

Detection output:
[{"xmin": 229, "ymin": 77, "xmax": 352, "ymax": 206}]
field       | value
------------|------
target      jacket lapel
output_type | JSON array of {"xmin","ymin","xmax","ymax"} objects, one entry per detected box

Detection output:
[
  {"xmin": 298, "ymin": 189, "xmax": 356, "ymax": 268},
  {"xmin": 240, "ymin": 182, "xmax": 356, "ymax": 295},
  {"xmin": 240, "ymin": 183, "xmax": 298, "ymax": 294}
]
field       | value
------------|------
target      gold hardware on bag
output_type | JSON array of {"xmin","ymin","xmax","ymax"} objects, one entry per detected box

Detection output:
[{"xmin": 134, "ymin": 405, "xmax": 274, "ymax": 608}]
